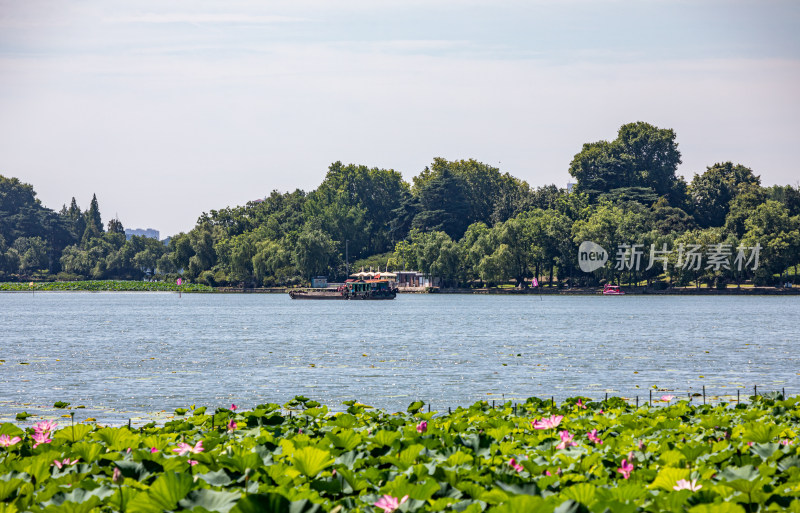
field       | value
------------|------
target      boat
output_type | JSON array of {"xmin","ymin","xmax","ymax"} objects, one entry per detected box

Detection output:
[
  {"xmin": 289, "ymin": 279, "xmax": 397, "ymax": 300},
  {"xmin": 602, "ymin": 284, "xmax": 625, "ymax": 295}
]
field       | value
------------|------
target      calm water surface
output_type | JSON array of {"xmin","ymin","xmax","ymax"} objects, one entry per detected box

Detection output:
[{"xmin": 1, "ymin": 292, "xmax": 797, "ymax": 423}]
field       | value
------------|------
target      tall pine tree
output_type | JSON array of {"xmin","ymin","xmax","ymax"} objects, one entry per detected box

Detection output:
[{"xmin": 82, "ymin": 193, "xmax": 104, "ymax": 243}]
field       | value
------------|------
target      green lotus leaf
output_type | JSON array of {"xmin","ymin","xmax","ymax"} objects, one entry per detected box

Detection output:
[
  {"xmin": 92, "ymin": 427, "xmax": 140, "ymax": 451},
  {"xmin": 372, "ymin": 430, "xmax": 401, "ymax": 447},
  {"xmin": 445, "ymin": 450, "xmax": 474, "ymax": 467},
  {"xmin": 197, "ymin": 469, "xmax": 235, "ymax": 487},
  {"xmin": 742, "ymin": 423, "xmax": 782, "ymax": 444},
  {"xmin": 145, "ymin": 471, "xmax": 194, "ymax": 511},
  {"xmin": 688, "ymin": 503, "xmax": 746, "ymax": 513},
  {"xmin": 382, "ymin": 444, "xmax": 424, "ymax": 470},
  {"xmin": 0, "ymin": 479, "xmax": 24, "ymax": 502},
  {"xmin": 304, "ymin": 406, "xmax": 328, "ymax": 418},
  {"xmin": 115, "ymin": 459, "xmax": 162, "ymax": 482},
  {"xmin": 0, "ymin": 422, "xmax": 24, "ymax": 437},
  {"xmin": 495, "ymin": 481, "xmax": 540, "ymax": 497},
  {"xmin": 650, "ymin": 467, "xmax": 691, "ymax": 491},
  {"xmin": 777, "ymin": 454, "xmax": 800, "ymax": 472},
  {"xmin": 231, "ymin": 493, "xmax": 321, "ymax": 513},
  {"xmin": 679, "ymin": 444, "xmax": 710, "ymax": 461},
  {"xmin": 328, "ymin": 414, "xmax": 357, "ymax": 428},
  {"xmin": 552, "ymin": 499, "xmax": 590, "ymax": 513},
  {"xmin": 560, "ymin": 482, "xmax": 597, "ymax": 506},
  {"xmin": 750, "ymin": 442, "xmax": 781, "ymax": 461},
  {"xmin": 219, "ymin": 445, "xmax": 262, "ymax": 474},
  {"xmin": 291, "ymin": 446, "xmax": 334, "ymax": 478},
  {"xmin": 407, "ymin": 400, "xmax": 425, "ymax": 414},
  {"xmin": 53, "ymin": 424, "xmax": 93, "ymax": 443},
  {"xmin": 325, "ymin": 429, "xmax": 362, "ymax": 451},
  {"xmin": 70, "ymin": 441, "xmax": 104, "ymax": 463},
  {"xmin": 178, "ymin": 489, "xmax": 241, "ymax": 513}
]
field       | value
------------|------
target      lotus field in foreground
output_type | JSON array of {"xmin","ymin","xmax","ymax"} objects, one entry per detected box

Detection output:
[{"xmin": 1, "ymin": 395, "xmax": 799, "ymax": 512}]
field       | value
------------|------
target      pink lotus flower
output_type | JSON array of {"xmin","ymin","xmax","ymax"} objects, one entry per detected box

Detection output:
[
  {"xmin": 227, "ymin": 420, "xmax": 237, "ymax": 432},
  {"xmin": 231, "ymin": 404, "xmax": 238, "ymax": 411},
  {"xmin": 598, "ymin": 409, "xmax": 604, "ymax": 414},
  {"xmin": 112, "ymin": 467, "xmax": 123, "ymax": 484},
  {"xmin": 661, "ymin": 395, "xmax": 675, "ymax": 402},
  {"xmin": 673, "ymin": 479, "xmax": 702, "ymax": 491},
  {"xmin": 374, "ymin": 494, "xmax": 408, "ymax": 513},
  {"xmin": 0, "ymin": 434, "xmax": 21, "ymax": 448},
  {"xmin": 780, "ymin": 439, "xmax": 794, "ymax": 446},
  {"xmin": 508, "ymin": 458, "xmax": 523, "ymax": 472},
  {"xmin": 638, "ymin": 440, "xmax": 645, "ymax": 450},
  {"xmin": 173, "ymin": 440, "xmax": 204, "ymax": 456},
  {"xmin": 617, "ymin": 459, "xmax": 634, "ymax": 480},
  {"xmin": 150, "ymin": 447, "xmax": 159, "ymax": 453},
  {"xmin": 587, "ymin": 429, "xmax": 603, "ymax": 445},
  {"xmin": 556, "ymin": 430, "xmax": 578, "ymax": 450},
  {"xmin": 416, "ymin": 421, "xmax": 427, "ymax": 433},
  {"xmin": 188, "ymin": 459, "xmax": 199, "ymax": 467},
  {"xmin": 34, "ymin": 420, "xmax": 58, "ymax": 435},
  {"xmin": 52, "ymin": 458, "xmax": 79, "ymax": 469},
  {"xmin": 532, "ymin": 415, "xmax": 563, "ymax": 430},
  {"xmin": 544, "ymin": 468, "xmax": 562, "ymax": 477},
  {"xmin": 576, "ymin": 399, "xmax": 586, "ymax": 409},
  {"xmin": 31, "ymin": 431, "xmax": 52, "ymax": 449}
]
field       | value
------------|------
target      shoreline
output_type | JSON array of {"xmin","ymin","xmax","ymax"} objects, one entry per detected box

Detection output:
[
  {"xmin": 215, "ymin": 285, "xmax": 800, "ymax": 295},
  {"xmin": 2, "ymin": 286, "xmax": 798, "ymax": 295}
]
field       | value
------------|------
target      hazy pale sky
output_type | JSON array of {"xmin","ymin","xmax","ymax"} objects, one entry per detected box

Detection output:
[{"xmin": 1, "ymin": 0, "xmax": 798, "ymax": 236}]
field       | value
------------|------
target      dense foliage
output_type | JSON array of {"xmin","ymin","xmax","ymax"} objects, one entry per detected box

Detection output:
[
  {"xmin": 2, "ymin": 395, "xmax": 799, "ymax": 512},
  {"xmin": 2, "ymin": 122, "xmax": 798, "ymax": 288},
  {"xmin": 0, "ymin": 281, "xmax": 211, "ymax": 292}
]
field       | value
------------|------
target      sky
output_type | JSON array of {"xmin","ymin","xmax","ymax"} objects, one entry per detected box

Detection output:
[{"xmin": 1, "ymin": 0, "xmax": 798, "ymax": 237}]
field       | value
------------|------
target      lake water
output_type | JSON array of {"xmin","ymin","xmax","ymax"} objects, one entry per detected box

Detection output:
[{"xmin": 1, "ymin": 292, "xmax": 797, "ymax": 425}]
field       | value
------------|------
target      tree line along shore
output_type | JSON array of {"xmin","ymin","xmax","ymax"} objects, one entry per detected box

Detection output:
[{"xmin": 2, "ymin": 121, "xmax": 798, "ymax": 290}]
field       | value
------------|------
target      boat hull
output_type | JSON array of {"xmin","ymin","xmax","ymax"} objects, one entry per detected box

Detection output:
[
  {"xmin": 288, "ymin": 290, "xmax": 344, "ymax": 300},
  {"xmin": 288, "ymin": 290, "xmax": 397, "ymax": 300}
]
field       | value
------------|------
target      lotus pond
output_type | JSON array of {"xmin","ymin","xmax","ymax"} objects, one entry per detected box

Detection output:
[{"xmin": 2, "ymin": 395, "xmax": 800, "ymax": 512}]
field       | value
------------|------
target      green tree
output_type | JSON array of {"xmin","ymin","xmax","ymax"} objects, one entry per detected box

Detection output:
[
  {"xmin": 689, "ymin": 162, "xmax": 761, "ymax": 228},
  {"xmin": 107, "ymin": 217, "xmax": 125, "ymax": 234},
  {"xmin": 293, "ymin": 228, "xmax": 337, "ymax": 280},
  {"xmin": 12, "ymin": 236, "xmax": 49, "ymax": 274},
  {"xmin": 722, "ymin": 185, "xmax": 768, "ymax": 238},
  {"xmin": 59, "ymin": 245, "xmax": 91, "ymax": 277},
  {"xmin": 412, "ymin": 167, "xmax": 471, "ymax": 239},
  {"xmin": 82, "ymin": 194, "xmax": 104, "ymax": 243},
  {"xmin": 569, "ymin": 122, "xmax": 684, "ymax": 206},
  {"xmin": 741, "ymin": 200, "xmax": 800, "ymax": 284}
]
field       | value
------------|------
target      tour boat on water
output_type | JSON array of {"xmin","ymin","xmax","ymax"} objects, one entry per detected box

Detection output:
[
  {"xmin": 289, "ymin": 279, "xmax": 397, "ymax": 300},
  {"xmin": 602, "ymin": 284, "xmax": 625, "ymax": 295}
]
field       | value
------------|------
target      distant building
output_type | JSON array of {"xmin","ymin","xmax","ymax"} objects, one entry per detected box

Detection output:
[
  {"xmin": 567, "ymin": 182, "xmax": 577, "ymax": 193},
  {"xmin": 125, "ymin": 228, "xmax": 160, "ymax": 240}
]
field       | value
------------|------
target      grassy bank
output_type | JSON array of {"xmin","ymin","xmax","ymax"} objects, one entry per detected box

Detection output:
[
  {"xmin": 1, "ymin": 395, "xmax": 799, "ymax": 512},
  {"xmin": 0, "ymin": 281, "xmax": 213, "ymax": 292}
]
